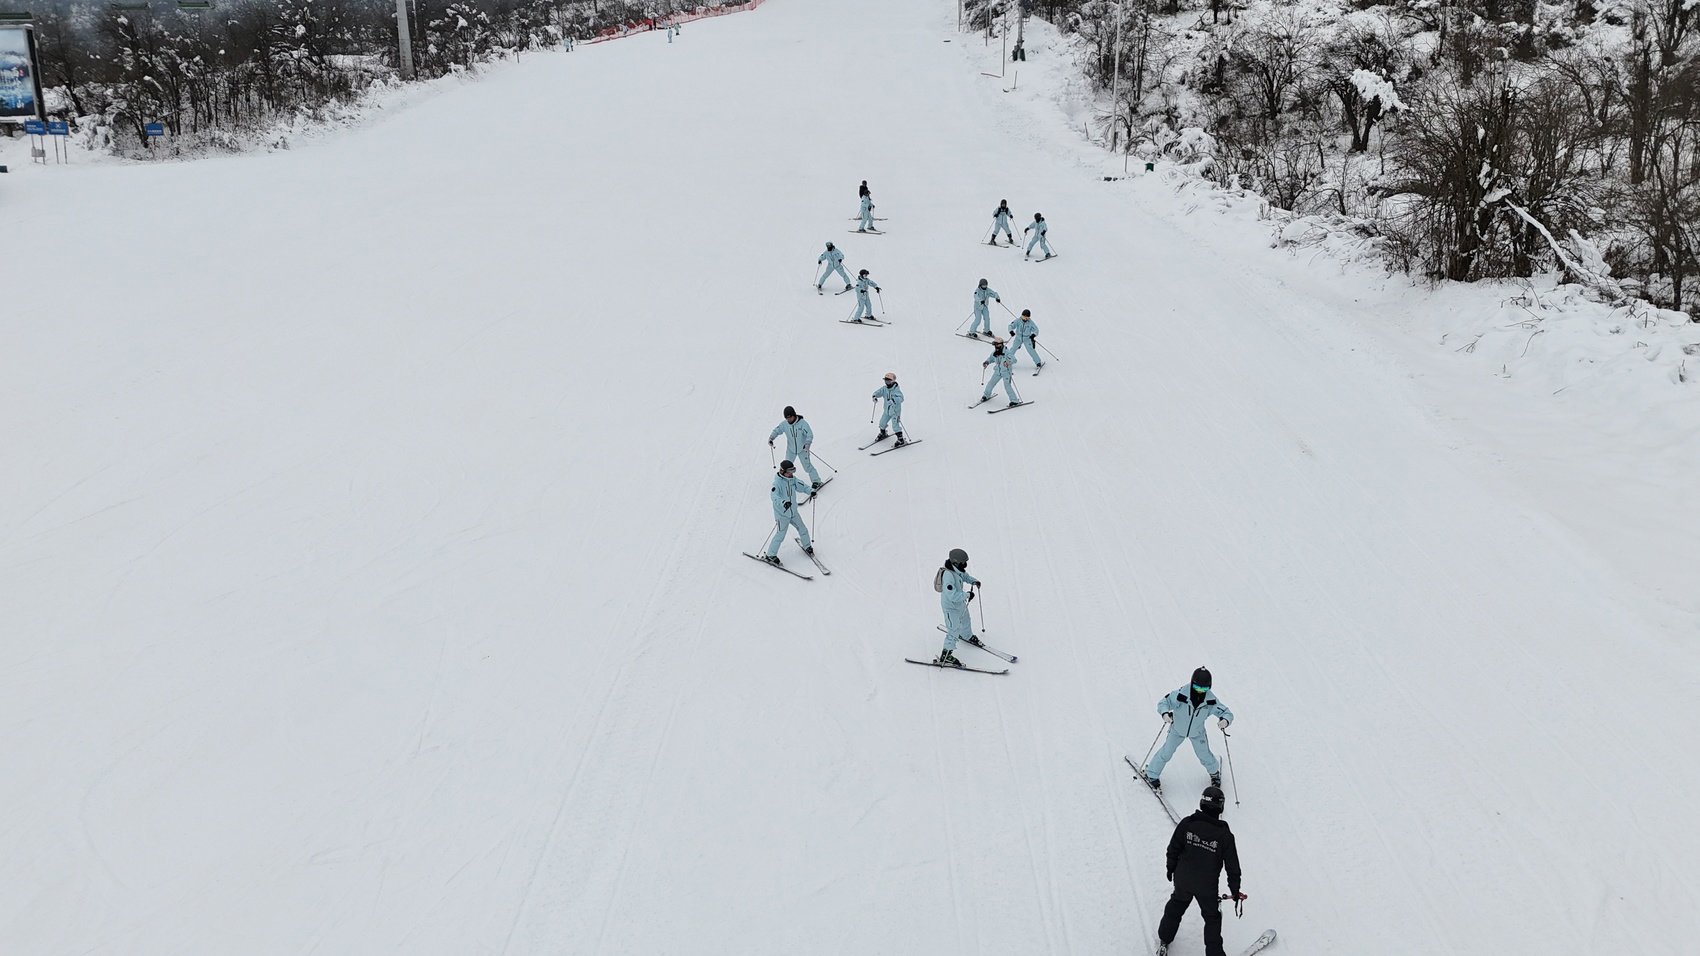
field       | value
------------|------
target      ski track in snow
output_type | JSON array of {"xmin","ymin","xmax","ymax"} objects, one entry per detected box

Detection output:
[{"xmin": 4, "ymin": 1, "xmax": 1700, "ymax": 954}]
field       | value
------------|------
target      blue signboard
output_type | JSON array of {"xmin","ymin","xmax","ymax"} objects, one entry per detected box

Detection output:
[
  {"xmin": 22, "ymin": 117, "xmax": 44, "ymax": 135},
  {"xmin": 144, "ymin": 122, "xmax": 165, "ymax": 137},
  {"xmin": 46, "ymin": 119, "xmax": 67, "ymax": 135},
  {"xmin": 1, "ymin": 26, "xmax": 46, "ymax": 121}
]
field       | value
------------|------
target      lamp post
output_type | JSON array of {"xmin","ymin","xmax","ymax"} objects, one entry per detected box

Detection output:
[{"xmin": 395, "ymin": 0, "xmax": 414, "ymax": 80}]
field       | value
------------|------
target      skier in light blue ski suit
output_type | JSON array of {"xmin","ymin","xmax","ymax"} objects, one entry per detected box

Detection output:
[
  {"xmin": 817, "ymin": 242, "xmax": 851, "ymax": 291},
  {"xmin": 1024, "ymin": 212, "xmax": 1053, "ymax": 258},
  {"xmin": 851, "ymin": 269, "xmax": 881, "ymax": 322},
  {"xmin": 763, "ymin": 461, "xmax": 815, "ymax": 562},
  {"xmin": 991, "ymin": 200, "xmax": 1015, "ymax": 245},
  {"xmin": 981, "ymin": 338, "xmax": 1019, "ymax": 404},
  {"xmin": 768, "ymin": 406, "xmax": 822, "ymax": 488},
  {"xmin": 857, "ymin": 194, "xmax": 877, "ymax": 232},
  {"xmin": 1007, "ymin": 309, "xmax": 1043, "ymax": 368},
  {"xmin": 969, "ymin": 279, "xmax": 1001, "ymax": 336},
  {"xmin": 934, "ymin": 548, "xmax": 980, "ymax": 666},
  {"xmin": 1144, "ymin": 667, "xmax": 1234, "ymax": 787},
  {"xmin": 872, "ymin": 372, "xmax": 905, "ymax": 443}
]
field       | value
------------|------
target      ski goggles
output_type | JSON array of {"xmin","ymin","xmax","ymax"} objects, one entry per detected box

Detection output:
[{"xmin": 1191, "ymin": 684, "xmax": 1211, "ymax": 694}]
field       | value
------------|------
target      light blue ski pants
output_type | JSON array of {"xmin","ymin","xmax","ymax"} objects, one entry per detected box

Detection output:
[
  {"xmin": 969, "ymin": 302, "xmax": 993, "ymax": 335},
  {"xmin": 854, "ymin": 291, "xmax": 876, "ymax": 320},
  {"xmin": 819, "ymin": 262, "xmax": 851, "ymax": 288},
  {"xmin": 877, "ymin": 404, "xmax": 902, "ymax": 434},
  {"xmin": 983, "ymin": 365, "xmax": 1017, "ymax": 402},
  {"xmin": 1026, "ymin": 232, "xmax": 1053, "ymax": 256},
  {"xmin": 766, "ymin": 510, "xmax": 812, "ymax": 558},
  {"xmin": 942, "ymin": 606, "xmax": 972, "ymax": 652},
  {"xmin": 1145, "ymin": 730, "xmax": 1220, "ymax": 779}
]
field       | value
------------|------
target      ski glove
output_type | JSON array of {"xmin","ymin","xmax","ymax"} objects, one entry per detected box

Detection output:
[
  {"xmin": 967, "ymin": 591, "xmax": 976, "ymax": 602},
  {"xmin": 1163, "ymin": 713, "xmax": 1175, "ymax": 725},
  {"xmin": 783, "ymin": 502, "xmax": 791, "ymax": 511},
  {"xmin": 1219, "ymin": 718, "xmax": 1231, "ymax": 730}
]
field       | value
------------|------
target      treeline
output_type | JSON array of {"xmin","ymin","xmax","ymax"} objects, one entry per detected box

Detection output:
[
  {"xmin": 984, "ymin": 0, "xmax": 1700, "ymax": 313},
  {"xmin": 20, "ymin": 0, "xmax": 703, "ymax": 153}
]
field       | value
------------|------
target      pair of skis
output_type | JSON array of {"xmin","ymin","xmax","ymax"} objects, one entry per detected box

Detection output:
[
  {"xmin": 907, "ymin": 627, "xmax": 1016, "ymax": 675},
  {"xmin": 1124, "ymin": 757, "xmax": 1276, "ymax": 956},
  {"xmin": 841, "ymin": 317, "xmax": 888, "ymax": 327},
  {"xmin": 741, "ymin": 538, "xmax": 831, "ymax": 580},
  {"xmin": 969, "ymin": 396, "xmax": 1034, "ymax": 414},
  {"xmin": 859, "ymin": 434, "xmax": 923, "ymax": 456}
]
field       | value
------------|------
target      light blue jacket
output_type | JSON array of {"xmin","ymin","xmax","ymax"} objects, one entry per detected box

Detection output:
[
  {"xmin": 994, "ymin": 205, "xmax": 1012, "ymax": 226},
  {"xmin": 1025, "ymin": 219, "xmax": 1047, "ymax": 237},
  {"xmin": 984, "ymin": 349, "xmax": 1016, "ymax": 375},
  {"xmin": 938, "ymin": 565, "xmax": 980, "ymax": 613},
  {"xmin": 770, "ymin": 473, "xmax": 813, "ymax": 521},
  {"xmin": 872, "ymin": 382, "xmax": 903, "ymax": 410},
  {"xmin": 1156, "ymin": 686, "xmax": 1234, "ymax": 740},
  {"xmin": 856, "ymin": 274, "xmax": 881, "ymax": 295},
  {"xmin": 818, "ymin": 247, "xmax": 844, "ymax": 267},
  {"xmin": 1008, "ymin": 316, "xmax": 1039, "ymax": 344},
  {"xmin": 974, "ymin": 285, "xmax": 1000, "ymax": 307},
  {"xmin": 768, "ymin": 417, "xmax": 813, "ymax": 457}
]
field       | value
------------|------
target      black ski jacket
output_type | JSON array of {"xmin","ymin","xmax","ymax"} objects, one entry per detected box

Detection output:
[{"xmin": 1166, "ymin": 811, "xmax": 1241, "ymax": 897}]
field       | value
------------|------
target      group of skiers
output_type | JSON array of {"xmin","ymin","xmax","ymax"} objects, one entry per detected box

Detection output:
[{"xmin": 776, "ymin": 180, "xmax": 1252, "ymax": 955}]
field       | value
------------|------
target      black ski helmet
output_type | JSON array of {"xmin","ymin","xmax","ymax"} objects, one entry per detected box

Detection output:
[
  {"xmin": 1035, "ymin": 212, "xmax": 1045, "ymax": 220},
  {"xmin": 1021, "ymin": 309, "xmax": 1031, "ymax": 318},
  {"xmin": 783, "ymin": 405, "xmax": 797, "ymax": 418},
  {"xmin": 826, "ymin": 241, "xmax": 835, "ymax": 250},
  {"xmin": 948, "ymin": 548, "xmax": 969, "ymax": 566},
  {"xmin": 1191, "ymin": 667, "xmax": 1213, "ymax": 689},
  {"xmin": 779, "ymin": 459, "xmax": 795, "ymax": 473},
  {"xmin": 1200, "ymin": 786, "xmax": 1226, "ymax": 814},
  {"xmin": 978, "ymin": 278, "xmax": 988, "ymax": 287},
  {"xmin": 859, "ymin": 269, "xmax": 870, "ymax": 277}
]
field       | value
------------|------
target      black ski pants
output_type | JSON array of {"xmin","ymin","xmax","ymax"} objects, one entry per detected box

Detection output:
[{"xmin": 1158, "ymin": 887, "xmax": 1224, "ymax": 956}]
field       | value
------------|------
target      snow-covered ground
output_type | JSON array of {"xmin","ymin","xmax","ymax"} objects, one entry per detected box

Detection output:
[{"xmin": 4, "ymin": 2, "xmax": 1699, "ymax": 954}]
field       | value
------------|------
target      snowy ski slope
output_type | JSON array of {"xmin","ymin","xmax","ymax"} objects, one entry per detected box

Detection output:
[{"xmin": 4, "ymin": 1, "xmax": 1699, "ymax": 953}]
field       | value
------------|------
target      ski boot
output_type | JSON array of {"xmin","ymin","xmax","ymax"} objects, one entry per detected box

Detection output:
[
  {"xmin": 804, "ymin": 546, "xmax": 815, "ymax": 556},
  {"xmin": 935, "ymin": 650, "xmax": 963, "ymax": 668},
  {"xmin": 966, "ymin": 635, "xmax": 984, "ymax": 647},
  {"xmin": 987, "ymin": 239, "xmax": 997, "ymax": 246},
  {"xmin": 1145, "ymin": 774, "xmax": 1162, "ymax": 791},
  {"xmin": 894, "ymin": 433, "xmax": 907, "ymax": 447},
  {"xmin": 1210, "ymin": 773, "xmax": 1222, "ymax": 788},
  {"xmin": 843, "ymin": 284, "xmax": 853, "ymax": 292},
  {"xmin": 1155, "ymin": 941, "xmax": 1170, "ymax": 956},
  {"xmin": 811, "ymin": 481, "xmax": 823, "ymax": 490},
  {"xmin": 763, "ymin": 555, "xmax": 782, "ymax": 566},
  {"xmin": 876, "ymin": 430, "xmax": 889, "ymax": 441}
]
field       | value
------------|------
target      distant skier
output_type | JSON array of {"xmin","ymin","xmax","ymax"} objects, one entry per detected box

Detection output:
[
  {"xmin": 817, "ymin": 241, "xmax": 851, "ymax": 291},
  {"xmin": 990, "ymin": 200, "xmax": 1015, "ymax": 245},
  {"xmin": 980, "ymin": 336, "xmax": 1019, "ymax": 406},
  {"xmin": 1155, "ymin": 786, "xmax": 1244, "ymax": 956},
  {"xmin": 1007, "ymin": 308, "xmax": 1044, "ymax": 368},
  {"xmin": 933, "ymin": 548, "xmax": 980, "ymax": 667},
  {"xmin": 872, "ymin": 371, "xmax": 906, "ymax": 445},
  {"xmin": 859, "ymin": 180, "xmax": 871, "ymax": 200},
  {"xmin": 1024, "ymin": 212, "xmax": 1054, "ymax": 259},
  {"xmin": 857, "ymin": 192, "xmax": 878, "ymax": 232},
  {"xmin": 851, "ymin": 268, "xmax": 881, "ymax": 322},
  {"xmin": 769, "ymin": 406, "xmax": 823, "ymax": 490},
  {"xmin": 762, "ymin": 460, "xmax": 815, "ymax": 566},
  {"xmin": 563, "ymin": 35, "xmax": 575, "ymax": 51},
  {"xmin": 1143, "ymin": 667, "xmax": 1234, "ymax": 790},
  {"xmin": 968, "ymin": 279, "xmax": 1001, "ymax": 337}
]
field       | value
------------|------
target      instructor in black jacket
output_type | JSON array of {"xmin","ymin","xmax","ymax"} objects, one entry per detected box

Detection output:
[{"xmin": 1157, "ymin": 785, "xmax": 1244, "ymax": 956}]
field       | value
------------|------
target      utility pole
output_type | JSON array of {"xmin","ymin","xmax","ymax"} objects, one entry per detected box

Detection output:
[
  {"xmin": 395, "ymin": 0, "xmax": 414, "ymax": 79},
  {"xmin": 1110, "ymin": 0, "xmax": 1124, "ymax": 149}
]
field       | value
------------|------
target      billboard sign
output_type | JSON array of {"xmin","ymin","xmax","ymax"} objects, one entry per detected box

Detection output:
[{"xmin": 1, "ymin": 26, "xmax": 46, "ymax": 122}]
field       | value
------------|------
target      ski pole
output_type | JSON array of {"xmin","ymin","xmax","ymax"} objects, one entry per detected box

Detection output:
[
  {"xmin": 1223, "ymin": 730, "xmax": 1241, "ymax": 806},
  {"xmin": 973, "ymin": 584, "xmax": 985, "ymax": 632},
  {"xmin": 1038, "ymin": 340, "xmax": 1062, "ymax": 362},
  {"xmin": 869, "ymin": 400, "xmax": 878, "ymax": 424},
  {"xmin": 956, "ymin": 312, "xmax": 973, "ymax": 332},
  {"xmin": 1137, "ymin": 724, "xmax": 1165, "ymax": 770},
  {"xmin": 769, "ymin": 443, "xmax": 776, "ymax": 467},
  {"xmin": 876, "ymin": 289, "xmax": 887, "ymax": 316},
  {"xmin": 811, "ymin": 450, "xmax": 836, "ymax": 472},
  {"xmin": 981, "ymin": 223, "xmax": 994, "ymax": 243},
  {"xmin": 998, "ymin": 300, "xmax": 1019, "ymax": 317}
]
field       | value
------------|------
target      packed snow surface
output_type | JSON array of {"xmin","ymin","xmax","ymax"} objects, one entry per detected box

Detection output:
[{"xmin": 4, "ymin": 1, "xmax": 1699, "ymax": 953}]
